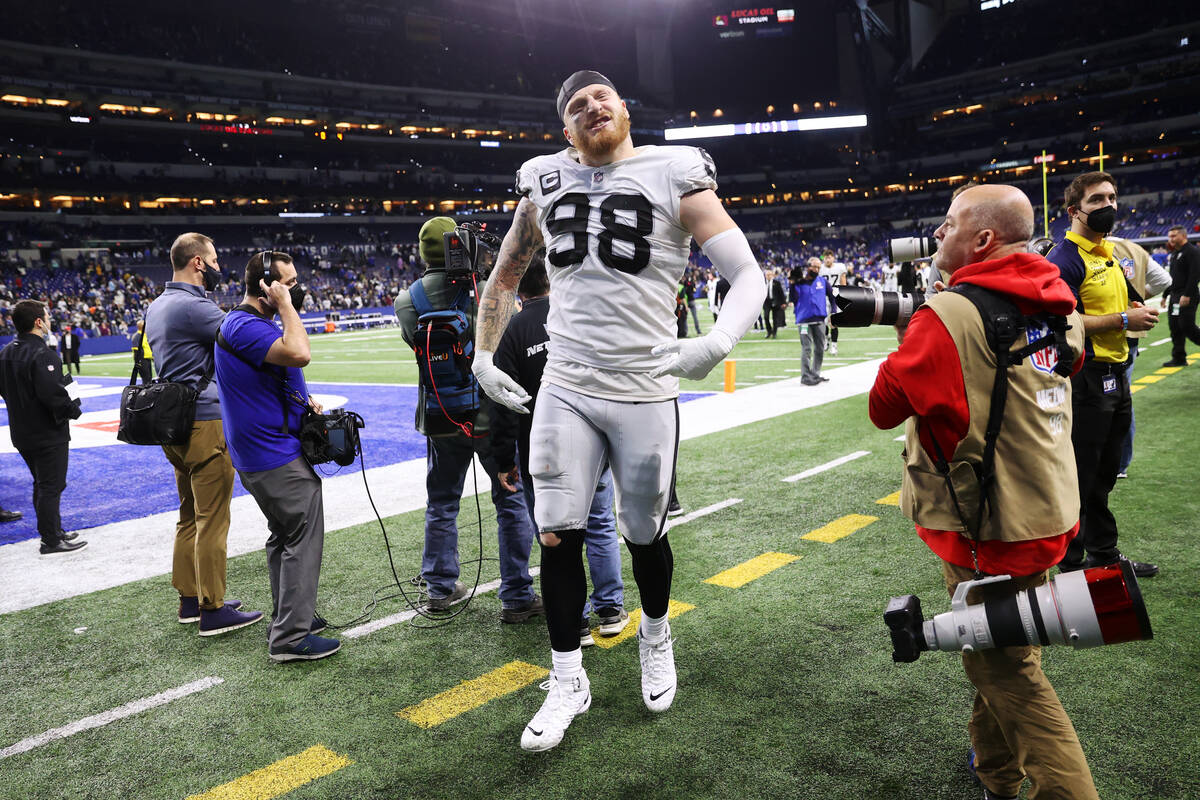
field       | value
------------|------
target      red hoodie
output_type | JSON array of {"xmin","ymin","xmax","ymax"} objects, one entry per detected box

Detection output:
[{"xmin": 869, "ymin": 252, "xmax": 1083, "ymax": 576}]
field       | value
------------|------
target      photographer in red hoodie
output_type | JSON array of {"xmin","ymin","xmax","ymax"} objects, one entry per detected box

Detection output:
[{"xmin": 870, "ymin": 184, "xmax": 1099, "ymax": 800}]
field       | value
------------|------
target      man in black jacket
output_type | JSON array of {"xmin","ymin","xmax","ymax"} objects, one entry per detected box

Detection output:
[
  {"xmin": 59, "ymin": 324, "xmax": 81, "ymax": 375},
  {"xmin": 0, "ymin": 300, "xmax": 86, "ymax": 554},
  {"xmin": 1162, "ymin": 225, "xmax": 1200, "ymax": 367}
]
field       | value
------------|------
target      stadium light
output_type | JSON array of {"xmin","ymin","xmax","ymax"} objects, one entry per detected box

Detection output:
[{"xmin": 664, "ymin": 114, "xmax": 867, "ymax": 141}]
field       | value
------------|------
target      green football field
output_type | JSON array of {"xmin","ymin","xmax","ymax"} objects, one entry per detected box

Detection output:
[{"xmin": 3, "ymin": 318, "xmax": 1198, "ymax": 800}]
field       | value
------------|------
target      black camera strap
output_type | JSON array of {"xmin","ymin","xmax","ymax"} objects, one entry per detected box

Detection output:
[{"xmin": 928, "ymin": 284, "xmax": 1074, "ymax": 576}]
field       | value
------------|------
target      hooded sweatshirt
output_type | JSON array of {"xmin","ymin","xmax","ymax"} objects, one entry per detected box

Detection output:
[{"xmin": 870, "ymin": 252, "xmax": 1084, "ymax": 575}]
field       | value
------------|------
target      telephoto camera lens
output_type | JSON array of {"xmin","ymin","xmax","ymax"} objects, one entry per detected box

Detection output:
[
  {"xmin": 830, "ymin": 285, "xmax": 927, "ymax": 328},
  {"xmin": 884, "ymin": 561, "xmax": 1153, "ymax": 662},
  {"xmin": 888, "ymin": 236, "xmax": 938, "ymax": 263}
]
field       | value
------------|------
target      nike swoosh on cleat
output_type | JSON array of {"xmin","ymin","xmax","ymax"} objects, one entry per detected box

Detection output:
[
  {"xmin": 527, "ymin": 727, "xmax": 543, "ymax": 736},
  {"xmin": 649, "ymin": 687, "xmax": 673, "ymax": 702}
]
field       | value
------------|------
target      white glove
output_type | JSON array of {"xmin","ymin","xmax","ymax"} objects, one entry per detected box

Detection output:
[
  {"xmin": 648, "ymin": 328, "xmax": 738, "ymax": 381},
  {"xmin": 471, "ymin": 350, "xmax": 532, "ymax": 414}
]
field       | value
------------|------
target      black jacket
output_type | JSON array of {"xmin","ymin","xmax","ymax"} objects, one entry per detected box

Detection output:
[
  {"xmin": 0, "ymin": 333, "xmax": 82, "ymax": 449},
  {"xmin": 489, "ymin": 296, "xmax": 550, "ymax": 474},
  {"xmin": 1167, "ymin": 242, "xmax": 1200, "ymax": 301}
]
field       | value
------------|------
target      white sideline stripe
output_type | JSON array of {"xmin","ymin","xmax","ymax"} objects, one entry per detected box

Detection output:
[
  {"xmin": 1, "ymin": 359, "xmax": 885, "ymax": 614},
  {"xmin": 894, "ymin": 434, "xmax": 905, "ymax": 441},
  {"xmin": 0, "ymin": 676, "xmax": 223, "ymax": 760},
  {"xmin": 782, "ymin": 450, "xmax": 871, "ymax": 483},
  {"xmin": 342, "ymin": 567, "xmax": 537, "ymax": 640},
  {"xmin": 665, "ymin": 498, "xmax": 742, "ymax": 531},
  {"xmin": 1147, "ymin": 338, "xmax": 1170, "ymax": 347}
]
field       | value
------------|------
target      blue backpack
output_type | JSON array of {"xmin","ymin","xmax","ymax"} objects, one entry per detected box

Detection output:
[{"xmin": 409, "ymin": 280, "xmax": 479, "ymax": 436}]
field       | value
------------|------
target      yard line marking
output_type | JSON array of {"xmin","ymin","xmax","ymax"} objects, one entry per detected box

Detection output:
[
  {"xmin": 591, "ymin": 599, "xmax": 696, "ymax": 649},
  {"xmin": 1129, "ymin": 385, "xmax": 1146, "ymax": 394},
  {"xmin": 1156, "ymin": 366, "xmax": 1183, "ymax": 375},
  {"xmin": 876, "ymin": 491, "xmax": 901, "ymax": 506},
  {"xmin": 396, "ymin": 661, "xmax": 549, "ymax": 729},
  {"xmin": 1146, "ymin": 337, "xmax": 1169, "ymax": 347},
  {"xmin": 735, "ymin": 382, "xmax": 758, "ymax": 386},
  {"xmin": 342, "ymin": 570, "xmax": 539, "ymax": 639},
  {"xmin": 186, "ymin": 745, "xmax": 352, "ymax": 800},
  {"xmin": 802, "ymin": 514, "xmax": 879, "ymax": 544},
  {"xmin": 1134, "ymin": 375, "xmax": 1165, "ymax": 384},
  {"xmin": 704, "ymin": 552, "xmax": 799, "ymax": 588},
  {"xmin": 0, "ymin": 676, "xmax": 223, "ymax": 760},
  {"xmin": 782, "ymin": 450, "xmax": 870, "ymax": 483},
  {"xmin": 665, "ymin": 498, "xmax": 743, "ymax": 532},
  {"xmin": 894, "ymin": 433, "xmax": 905, "ymax": 441},
  {"xmin": 754, "ymin": 375, "xmax": 790, "ymax": 379}
]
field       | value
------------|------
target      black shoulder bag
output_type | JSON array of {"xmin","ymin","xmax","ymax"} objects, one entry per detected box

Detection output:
[{"xmin": 117, "ymin": 354, "xmax": 213, "ymax": 446}]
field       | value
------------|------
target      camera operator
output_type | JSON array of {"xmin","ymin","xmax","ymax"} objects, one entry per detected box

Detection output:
[
  {"xmin": 214, "ymin": 251, "xmax": 340, "ymax": 662},
  {"xmin": 394, "ymin": 217, "xmax": 538, "ymax": 616},
  {"xmin": 1045, "ymin": 172, "xmax": 1158, "ymax": 577},
  {"xmin": 789, "ymin": 257, "xmax": 834, "ymax": 385},
  {"xmin": 869, "ymin": 184, "xmax": 1098, "ymax": 800}
]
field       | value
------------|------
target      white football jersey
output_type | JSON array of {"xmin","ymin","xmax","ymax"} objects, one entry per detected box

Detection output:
[{"xmin": 515, "ymin": 144, "xmax": 717, "ymax": 401}]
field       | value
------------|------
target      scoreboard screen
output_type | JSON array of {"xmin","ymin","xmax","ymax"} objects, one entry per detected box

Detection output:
[{"xmin": 711, "ymin": 7, "xmax": 796, "ymax": 41}]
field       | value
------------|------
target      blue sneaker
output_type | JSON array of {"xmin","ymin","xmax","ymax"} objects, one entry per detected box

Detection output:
[
  {"xmin": 198, "ymin": 604, "xmax": 263, "ymax": 637},
  {"xmin": 311, "ymin": 614, "xmax": 328, "ymax": 635},
  {"xmin": 270, "ymin": 633, "xmax": 341, "ymax": 662},
  {"xmin": 179, "ymin": 596, "xmax": 242, "ymax": 624}
]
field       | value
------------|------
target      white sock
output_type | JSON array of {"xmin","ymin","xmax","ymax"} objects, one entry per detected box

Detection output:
[
  {"xmin": 551, "ymin": 648, "xmax": 583, "ymax": 681},
  {"xmin": 640, "ymin": 613, "xmax": 669, "ymax": 642}
]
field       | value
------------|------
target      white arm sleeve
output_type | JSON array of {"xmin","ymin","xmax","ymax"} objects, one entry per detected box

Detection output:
[
  {"xmin": 1145, "ymin": 259, "xmax": 1172, "ymax": 298},
  {"xmin": 702, "ymin": 227, "xmax": 767, "ymax": 347}
]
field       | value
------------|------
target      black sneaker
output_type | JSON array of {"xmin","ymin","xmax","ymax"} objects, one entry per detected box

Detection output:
[
  {"xmin": 0, "ymin": 508, "xmax": 22, "ymax": 523},
  {"xmin": 59, "ymin": 530, "xmax": 79, "ymax": 542},
  {"xmin": 39, "ymin": 539, "xmax": 88, "ymax": 555},
  {"xmin": 667, "ymin": 496, "xmax": 684, "ymax": 517},
  {"xmin": 499, "ymin": 594, "xmax": 545, "ymax": 624},
  {"xmin": 1086, "ymin": 555, "xmax": 1159, "ymax": 578},
  {"xmin": 1162, "ymin": 359, "xmax": 1188, "ymax": 368},
  {"xmin": 580, "ymin": 623, "xmax": 595, "ymax": 647}
]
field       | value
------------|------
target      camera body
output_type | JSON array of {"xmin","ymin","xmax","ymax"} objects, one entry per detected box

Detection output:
[
  {"xmin": 444, "ymin": 221, "xmax": 502, "ymax": 284},
  {"xmin": 300, "ymin": 408, "xmax": 365, "ymax": 467}
]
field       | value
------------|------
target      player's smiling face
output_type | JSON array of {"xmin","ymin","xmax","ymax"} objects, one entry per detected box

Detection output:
[{"xmin": 562, "ymin": 84, "xmax": 630, "ymax": 158}]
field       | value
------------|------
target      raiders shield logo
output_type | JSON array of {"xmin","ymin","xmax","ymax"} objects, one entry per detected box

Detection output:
[
  {"xmin": 539, "ymin": 171, "xmax": 561, "ymax": 194},
  {"xmin": 1027, "ymin": 320, "xmax": 1059, "ymax": 375}
]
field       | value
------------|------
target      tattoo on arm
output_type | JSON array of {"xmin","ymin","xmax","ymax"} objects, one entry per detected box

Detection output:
[{"xmin": 476, "ymin": 198, "xmax": 543, "ymax": 351}]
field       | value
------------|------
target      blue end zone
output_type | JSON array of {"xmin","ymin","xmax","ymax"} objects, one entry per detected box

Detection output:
[{"xmin": 0, "ymin": 378, "xmax": 709, "ymax": 546}]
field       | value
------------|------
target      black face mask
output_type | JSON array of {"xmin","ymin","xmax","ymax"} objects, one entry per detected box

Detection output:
[
  {"xmin": 202, "ymin": 265, "xmax": 220, "ymax": 293},
  {"xmin": 1082, "ymin": 205, "xmax": 1116, "ymax": 235},
  {"xmin": 289, "ymin": 284, "xmax": 306, "ymax": 311}
]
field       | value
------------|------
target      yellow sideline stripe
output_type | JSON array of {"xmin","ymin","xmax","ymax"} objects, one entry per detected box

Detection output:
[
  {"xmin": 704, "ymin": 552, "xmax": 799, "ymax": 588},
  {"xmin": 1129, "ymin": 385, "xmax": 1145, "ymax": 394},
  {"xmin": 186, "ymin": 745, "xmax": 351, "ymax": 800},
  {"xmin": 591, "ymin": 599, "xmax": 696, "ymax": 650},
  {"xmin": 1134, "ymin": 374, "xmax": 1165, "ymax": 384},
  {"xmin": 876, "ymin": 490, "xmax": 901, "ymax": 506},
  {"xmin": 802, "ymin": 514, "xmax": 879, "ymax": 544},
  {"xmin": 397, "ymin": 661, "xmax": 549, "ymax": 729},
  {"xmin": 1155, "ymin": 366, "xmax": 1182, "ymax": 375}
]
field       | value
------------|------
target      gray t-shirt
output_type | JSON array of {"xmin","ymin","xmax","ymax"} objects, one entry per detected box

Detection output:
[{"xmin": 144, "ymin": 281, "xmax": 225, "ymax": 420}]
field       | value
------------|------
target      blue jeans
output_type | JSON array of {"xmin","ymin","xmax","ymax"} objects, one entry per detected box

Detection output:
[
  {"xmin": 423, "ymin": 434, "xmax": 535, "ymax": 605},
  {"xmin": 1119, "ymin": 340, "xmax": 1137, "ymax": 473},
  {"xmin": 523, "ymin": 465, "xmax": 623, "ymax": 620}
]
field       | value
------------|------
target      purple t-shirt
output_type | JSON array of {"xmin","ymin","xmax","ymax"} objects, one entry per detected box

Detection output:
[{"xmin": 214, "ymin": 307, "xmax": 309, "ymax": 473}]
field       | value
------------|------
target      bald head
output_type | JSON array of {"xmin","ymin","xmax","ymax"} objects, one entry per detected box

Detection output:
[{"xmin": 935, "ymin": 184, "xmax": 1035, "ymax": 273}]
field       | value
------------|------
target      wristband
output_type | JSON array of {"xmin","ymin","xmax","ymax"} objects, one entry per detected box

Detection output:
[{"xmin": 1120, "ymin": 311, "xmax": 1129, "ymax": 330}]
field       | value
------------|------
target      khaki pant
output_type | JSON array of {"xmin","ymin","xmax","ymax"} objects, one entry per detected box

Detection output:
[
  {"xmin": 163, "ymin": 419, "xmax": 234, "ymax": 610},
  {"xmin": 942, "ymin": 561, "xmax": 1099, "ymax": 800}
]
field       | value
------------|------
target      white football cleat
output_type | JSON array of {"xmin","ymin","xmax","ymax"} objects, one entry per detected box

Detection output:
[
  {"xmin": 520, "ymin": 671, "xmax": 591, "ymax": 752},
  {"xmin": 638, "ymin": 627, "xmax": 677, "ymax": 713}
]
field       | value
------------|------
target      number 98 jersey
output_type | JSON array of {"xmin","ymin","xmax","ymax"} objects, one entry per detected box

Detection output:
[{"xmin": 515, "ymin": 144, "xmax": 717, "ymax": 401}]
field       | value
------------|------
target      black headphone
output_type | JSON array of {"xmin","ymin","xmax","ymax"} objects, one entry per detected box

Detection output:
[{"xmin": 253, "ymin": 251, "xmax": 275, "ymax": 297}]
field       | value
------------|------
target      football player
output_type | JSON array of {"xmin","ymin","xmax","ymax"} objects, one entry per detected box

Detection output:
[{"xmin": 473, "ymin": 69, "xmax": 766, "ymax": 751}]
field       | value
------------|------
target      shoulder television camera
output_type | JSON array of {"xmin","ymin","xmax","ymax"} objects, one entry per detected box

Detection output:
[
  {"xmin": 444, "ymin": 221, "xmax": 502, "ymax": 284},
  {"xmin": 300, "ymin": 408, "xmax": 365, "ymax": 467}
]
